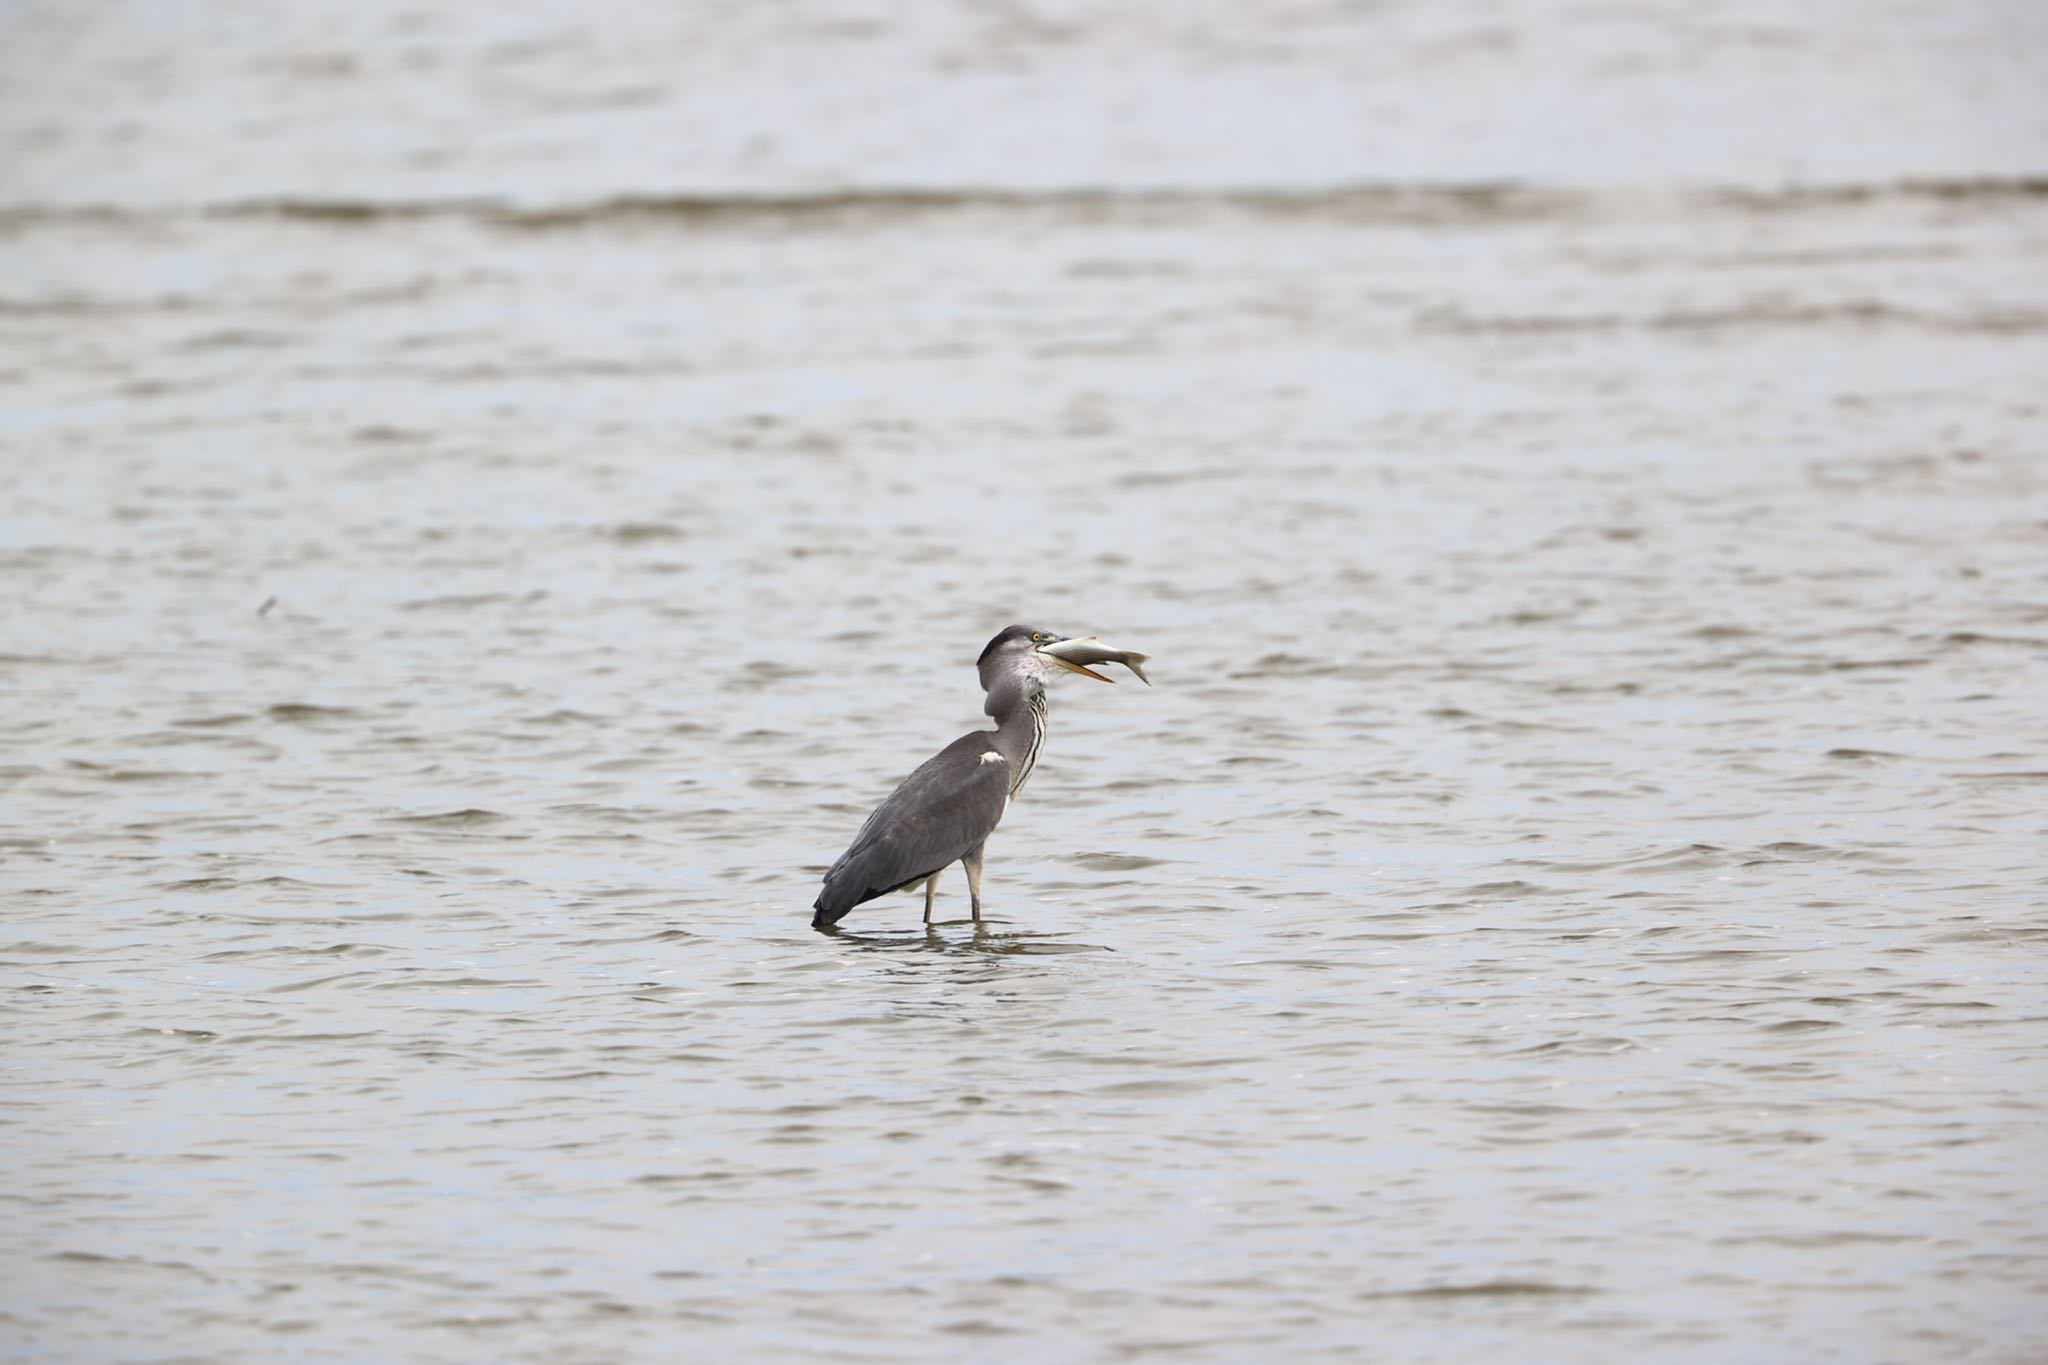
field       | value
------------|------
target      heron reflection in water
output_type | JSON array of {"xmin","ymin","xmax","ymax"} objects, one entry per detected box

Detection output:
[{"xmin": 811, "ymin": 625, "xmax": 1149, "ymax": 931}]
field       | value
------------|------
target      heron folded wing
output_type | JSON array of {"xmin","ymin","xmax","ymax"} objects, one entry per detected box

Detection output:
[{"xmin": 821, "ymin": 731, "xmax": 1014, "ymax": 905}]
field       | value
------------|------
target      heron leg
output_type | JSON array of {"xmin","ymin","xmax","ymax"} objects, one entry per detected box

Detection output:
[
  {"xmin": 922, "ymin": 874, "xmax": 938, "ymax": 924},
  {"xmin": 962, "ymin": 842, "xmax": 986, "ymax": 921}
]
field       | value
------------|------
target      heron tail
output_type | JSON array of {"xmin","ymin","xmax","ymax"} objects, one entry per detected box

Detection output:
[
  {"xmin": 811, "ymin": 890, "xmax": 853, "ymax": 930},
  {"xmin": 813, "ymin": 851, "xmax": 901, "ymax": 929},
  {"xmin": 811, "ymin": 870, "xmax": 866, "ymax": 929}
]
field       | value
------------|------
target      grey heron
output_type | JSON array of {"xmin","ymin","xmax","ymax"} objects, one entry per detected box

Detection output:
[{"xmin": 811, "ymin": 624, "xmax": 1149, "ymax": 931}]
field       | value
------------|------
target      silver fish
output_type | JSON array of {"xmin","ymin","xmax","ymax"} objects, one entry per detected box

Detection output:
[{"xmin": 1040, "ymin": 635, "xmax": 1151, "ymax": 685}]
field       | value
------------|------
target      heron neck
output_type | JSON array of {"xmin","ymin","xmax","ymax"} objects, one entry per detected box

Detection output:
[{"xmin": 989, "ymin": 686, "xmax": 1048, "ymax": 795}]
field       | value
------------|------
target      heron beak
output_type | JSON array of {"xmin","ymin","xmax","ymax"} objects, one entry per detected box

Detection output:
[
  {"xmin": 1037, "ymin": 636, "xmax": 1116, "ymax": 683},
  {"xmin": 1046, "ymin": 652, "xmax": 1115, "ymax": 683}
]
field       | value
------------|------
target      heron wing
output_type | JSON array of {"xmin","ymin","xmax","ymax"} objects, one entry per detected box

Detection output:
[{"xmin": 816, "ymin": 732, "xmax": 1012, "ymax": 920}]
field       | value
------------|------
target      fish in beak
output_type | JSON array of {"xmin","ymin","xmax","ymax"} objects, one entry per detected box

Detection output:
[{"xmin": 1037, "ymin": 634, "xmax": 1151, "ymax": 685}]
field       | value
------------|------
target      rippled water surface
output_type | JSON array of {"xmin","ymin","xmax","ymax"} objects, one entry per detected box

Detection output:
[{"xmin": 5, "ymin": 2, "xmax": 2047, "ymax": 1361}]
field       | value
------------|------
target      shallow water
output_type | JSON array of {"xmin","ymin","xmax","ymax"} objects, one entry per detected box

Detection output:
[{"xmin": 5, "ymin": 2, "xmax": 2048, "ymax": 1361}]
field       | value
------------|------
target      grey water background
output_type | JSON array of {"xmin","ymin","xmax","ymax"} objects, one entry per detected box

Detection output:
[{"xmin": 4, "ymin": 1, "xmax": 2047, "ymax": 1360}]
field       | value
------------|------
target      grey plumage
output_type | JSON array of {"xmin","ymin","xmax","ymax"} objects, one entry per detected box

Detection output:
[
  {"xmin": 810, "ymin": 731, "xmax": 1012, "ymax": 928},
  {"xmin": 810, "ymin": 624, "xmax": 1144, "ymax": 930}
]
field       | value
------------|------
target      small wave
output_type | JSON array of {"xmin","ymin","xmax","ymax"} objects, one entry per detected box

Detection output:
[
  {"xmin": 385, "ymin": 808, "xmax": 508, "ymax": 826},
  {"xmin": 1711, "ymin": 175, "xmax": 2048, "ymax": 209},
  {"xmin": 1361, "ymin": 1280, "xmax": 1598, "ymax": 1299},
  {"xmin": 5, "ymin": 175, "xmax": 2042, "ymax": 234},
  {"xmin": 232, "ymin": 182, "xmax": 1578, "ymax": 230},
  {"xmin": 99, "ymin": 768, "xmax": 204, "ymax": 784},
  {"xmin": 266, "ymin": 702, "xmax": 359, "ymax": 722},
  {"xmin": 399, "ymin": 591, "xmax": 539, "ymax": 611},
  {"xmin": 1421, "ymin": 301, "xmax": 2048, "ymax": 337},
  {"xmin": 1073, "ymin": 852, "xmax": 1167, "ymax": 871},
  {"xmin": 603, "ymin": 521, "xmax": 686, "ymax": 543},
  {"xmin": 1460, "ymin": 879, "xmax": 1551, "ymax": 899},
  {"xmin": 1942, "ymin": 630, "xmax": 2048, "ymax": 648}
]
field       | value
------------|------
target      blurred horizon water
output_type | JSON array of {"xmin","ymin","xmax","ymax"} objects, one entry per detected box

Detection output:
[
  {"xmin": 3, "ymin": 2, "xmax": 2046, "ymax": 1361},
  {"xmin": 5, "ymin": 0, "xmax": 2048, "ymax": 209}
]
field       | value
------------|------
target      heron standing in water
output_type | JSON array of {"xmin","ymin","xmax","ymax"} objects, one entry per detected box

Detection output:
[{"xmin": 811, "ymin": 625, "xmax": 1150, "ymax": 931}]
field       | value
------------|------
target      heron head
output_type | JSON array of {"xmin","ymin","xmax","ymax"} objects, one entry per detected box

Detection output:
[{"xmin": 977, "ymin": 624, "xmax": 1116, "ymax": 692}]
